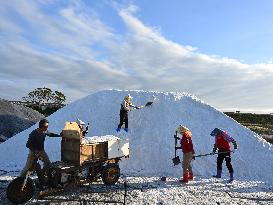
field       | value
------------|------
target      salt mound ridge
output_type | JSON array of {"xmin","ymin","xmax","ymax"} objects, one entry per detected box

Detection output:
[{"xmin": 0, "ymin": 90, "xmax": 272, "ymax": 183}]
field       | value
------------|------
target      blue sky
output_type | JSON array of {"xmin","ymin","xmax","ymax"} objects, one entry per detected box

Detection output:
[
  {"xmin": 88, "ymin": 0, "xmax": 273, "ymax": 64},
  {"xmin": 134, "ymin": 0, "xmax": 273, "ymax": 64},
  {"xmin": 0, "ymin": 0, "xmax": 273, "ymax": 113}
]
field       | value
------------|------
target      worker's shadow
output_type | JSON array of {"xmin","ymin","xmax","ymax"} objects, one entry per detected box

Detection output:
[
  {"xmin": 125, "ymin": 177, "xmax": 273, "ymax": 193},
  {"xmin": 123, "ymin": 178, "xmax": 211, "ymax": 190}
]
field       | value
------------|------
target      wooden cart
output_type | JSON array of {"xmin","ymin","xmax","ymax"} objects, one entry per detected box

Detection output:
[{"xmin": 60, "ymin": 122, "xmax": 129, "ymax": 184}]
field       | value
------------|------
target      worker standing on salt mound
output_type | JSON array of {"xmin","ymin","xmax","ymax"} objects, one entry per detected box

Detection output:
[
  {"xmin": 176, "ymin": 125, "xmax": 195, "ymax": 183},
  {"xmin": 211, "ymin": 128, "xmax": 238, "ymax": 183},
  {"xmin": 116, "ymin": 94, "xmax": 139, "ymax": 132}
]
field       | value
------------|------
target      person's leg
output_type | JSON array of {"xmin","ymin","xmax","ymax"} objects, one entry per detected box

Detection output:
[
  {"xmin": 187, "ymin": 153, "xmax": 194, "ymax": 180},
  {"xmin": 118, "ymin": 111, "xmax": 125, "ymax": 129},
  {"xmin": 224, "ymin": 153, "xmax": 233, "ymax": 173},
  {"xmin": 225, "ymin": 153, "xmax": 234, "ymax": 182},
  {"xmin": 181, "ymin": 153, "xmax": 191, "ymax": 183},
  {"xmin": 182, "ymin": 154, "xmax": 188, "ymax": 174},
  {"xmin": 214, "ymin": 153, "xmax": 224, "ymax": 178},
  {"xmin": 39, "ymin": 150, "xmax": 51, "ymax": 172},
  {"xmin": 20, "ymin": 150, "xmax": 35, "ymax": 177},
  {"xmin": 124, "ymin": 112, "xmax": 129, "ymax": 129},
  {"xmin": 35, "ymin": 150, "xmax": 50, "ymax": 187},
  {"xmin": 181, "ymin": 154, "xmax": 187, "ymax": 182}
]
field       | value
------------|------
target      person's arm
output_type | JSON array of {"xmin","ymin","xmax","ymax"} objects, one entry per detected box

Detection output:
[
  {"xmin": 26, "ymin": 135, "xmax": 34, "ymax": 151},
  {"xmin": 127, "ymin": 101, "xmax": 135, "ymax": 109},
  {"xmin": 175, "ymin": 138, "xmax": 182, "ymax": 150},
  {"xmin": 122, "ymin": 101, "xmax": 130, "ymax": 111},
  {"xmin": 180, "ymin": 136, "xmax": 186, "ymax": 151},
  {"xmin": 223, "ymin": 132, "xmax": 238, "ymax": 150},
  {"xmin": 131, "ymin": 104, "xmax": 138, "ymax": 109},
  {"xmin": 26, "ymin": 132, "xmax": 40, "ymax": 157},
  {"xmin": 232, "ymin": 140, "xmax": 238, "ymax": 150},
  {"xmin": 223, "ymin": 132, "xmax": 234, "ymax": 142},
  {"xmin": 130, "ymin": 102, "xmax": 139, "ymax": 109},
  {"xmin": 82, "ymin": 126, "xmax": 89, "ymax": 136},
  {"xmin": 213, "ymin": 143, "xmax": 217, "ymax": 153},
  {"xmin": 190, "ymin": 140, "xmax": 195, "ymax": 154},
  {"xmin": 191, "ymin": 141, "xmax": 195, "ymax": 160},
  {"xmin": 46, "ymin": 131, "xmax": 61, "ymax": 137}
]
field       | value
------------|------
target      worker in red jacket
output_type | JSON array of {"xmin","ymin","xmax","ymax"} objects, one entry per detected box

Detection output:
[
  {"xmin": 210, "ymin": 128, "xmax": 238, "ymax": 183},
  {"xmin": 176, "ymin": 125, "xmax": 195, "ymax": 183}
]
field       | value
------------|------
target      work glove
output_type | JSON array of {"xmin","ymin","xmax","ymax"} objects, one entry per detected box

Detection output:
[
  {"xmin": 192, "ymin": 155, "xmax": 195, "ymax": 160},
  {"xmin": 234, "ymin": 144, "xmax": 238, "ymax": 151},
  {"xmin": 212, "ymin": 148, "xmax": 217, "ymax": 154}
]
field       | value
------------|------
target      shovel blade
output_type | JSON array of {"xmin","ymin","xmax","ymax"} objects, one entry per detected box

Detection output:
[
  {"xmin": 145, "ymin": 102, "xmax": 153, "ymax": 106},
  {"xmin": 172, "ymin": 156, "xmax": 180, "ymax": 166}
]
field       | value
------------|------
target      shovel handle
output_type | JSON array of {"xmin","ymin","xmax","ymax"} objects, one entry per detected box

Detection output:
[{"xmin": 194, "ymin": 150, "xmax": 235, "ymax": 158}]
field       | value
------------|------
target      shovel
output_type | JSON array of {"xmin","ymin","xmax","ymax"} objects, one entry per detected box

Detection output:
[
  {"xmin": 194, "ymin": 150, "xmax": 235, "ymax": 158},
  {"xmin": 132, "ymin": 101, "xmax": 154, "ymax": 110},
  {"xmin": 145, "ymin": 101, "xmax": 153, "ymax": 106},
  {"xmin": 172, "ymin": 131, "xmax": 181, "ymax": 166}
]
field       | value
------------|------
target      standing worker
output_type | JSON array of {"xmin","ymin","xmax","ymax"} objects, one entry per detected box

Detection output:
[
  {"xmin": 20, "ymin": 119, "xmax": 62, "ymax": 178},
  {"xmin": 176, "ymin": 125, "xmax": 195, "ymax": 183},
  {"xmin": 116, "ymin": 94, "xmax": 139, "ymax": 132},
  {"xmin": 210, "ymin": 128, "xmax": 238, "ymax": 183}
]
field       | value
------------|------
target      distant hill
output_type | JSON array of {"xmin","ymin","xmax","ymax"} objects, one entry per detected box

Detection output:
[
  {"xmin": 0, "ymin": 99, "xmax": 44, "ymax": 143},
  {"xmin": 225, "ymin": 112, "xmax": 273, "ymax": 144}
]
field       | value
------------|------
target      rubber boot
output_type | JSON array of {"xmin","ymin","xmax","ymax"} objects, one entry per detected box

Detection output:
[
  {"xmin": 179, "ymin": 174, "xmax": 188, "ymax": 183},
  {"xmin": 116, "ymin": 127, "xmax": 121, "ymax": 132},
  {"xmin": 188, "ymin": 172, "xmax": 193, "ymax": 180},
  {"xmin": 228, "ymin": 172, "xmax": 234, "ymax": 183},
  {"xmin": 213, "ymin": 170, "xmax": 222, "ymax": 178},
  {"xmin": 124, "ymin": 128, "xmax": 129, "ymax": 132}
]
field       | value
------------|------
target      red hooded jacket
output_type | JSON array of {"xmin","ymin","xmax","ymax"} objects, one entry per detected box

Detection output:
[
  {"xmin": 180, "ymin": 131, "xmax": 195, "ymax": 154},
  {"xmin": 214, "ymin": 132, "xmax": 237, "ymax": 151}
]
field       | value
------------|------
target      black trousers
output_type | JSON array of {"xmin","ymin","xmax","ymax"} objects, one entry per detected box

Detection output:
[
  {"xmin": 118, "ymin": 110, "xmax": 128, "ymax": 129},
  {"xmin": 217, "ymin": 151, "xmax": 233, "ymax": 173}
]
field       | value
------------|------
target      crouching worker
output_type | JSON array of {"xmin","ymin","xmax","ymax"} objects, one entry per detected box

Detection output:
[
  {"xmin": 77, "ymin": 119, "xmax": 88, "ymax": 137},
  {"xmin": 210, "ymin": 128, "xmax": 238, "ymax": 183},
  {"xmin": 176, "ymin": 125, "xmax": 195, "ymax": 183},
  {"xmin": 116, "ymin": 94, "xmax": 139, "ymax": 132},
  {"xmin": 20, "ymin": 119, "xmax": 61, "ymax": 177}
]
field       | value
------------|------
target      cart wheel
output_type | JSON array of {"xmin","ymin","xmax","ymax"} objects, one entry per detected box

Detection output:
[
  {"xmin": 6, "ymin": 177, "xmax": 35, "ymax": 204},
  {"xmin": 48, "ymin": 168, "xmax": 61, "ymax": 188},
  {"xmin": 101, "ymin": 164, "xmax": 120, "ymax": 185}
]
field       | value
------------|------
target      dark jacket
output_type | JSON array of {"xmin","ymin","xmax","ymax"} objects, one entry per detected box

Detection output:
[{"xmin": 26, "ymin": 129, "xmax": 60, "ymax": 151}]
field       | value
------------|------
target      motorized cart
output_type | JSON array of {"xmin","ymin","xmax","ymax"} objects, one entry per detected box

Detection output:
[{"xmin": 6, "ymin": 122, "xmax": 129, "ymax": 204}]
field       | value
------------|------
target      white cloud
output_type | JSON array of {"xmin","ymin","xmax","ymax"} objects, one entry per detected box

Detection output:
[{"xmin": 0, "ymin": 1, "xmax": 272, "ymax": 111}]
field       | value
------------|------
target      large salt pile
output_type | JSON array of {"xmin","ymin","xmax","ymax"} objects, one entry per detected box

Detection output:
[{"xmin": 0, "ymin": 90, "xmax": 272, "ymax": 183}]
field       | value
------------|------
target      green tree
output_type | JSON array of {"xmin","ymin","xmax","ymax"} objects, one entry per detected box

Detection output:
[
  {"xmin": 22, "ymin": 87, "xmax": 66, "ymax": 106},
  {"xmin": 52, "ymin": 91, "xmax": 66, "ymax": 105}
]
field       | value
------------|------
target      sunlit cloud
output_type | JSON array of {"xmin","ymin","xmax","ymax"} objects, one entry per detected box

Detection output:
[{"xmin": 0, "ymin": 0, "xmax": 272, "ymax": 112}]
